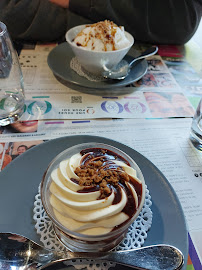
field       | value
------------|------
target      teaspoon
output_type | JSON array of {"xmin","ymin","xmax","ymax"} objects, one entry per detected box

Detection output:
[
  {"xmin": 103, "ymin": 46, "xmax": 158, "ymax": 80},
  {"xmin": 0, "ymin": 232, "xmax": 184, "ymax": 269}
]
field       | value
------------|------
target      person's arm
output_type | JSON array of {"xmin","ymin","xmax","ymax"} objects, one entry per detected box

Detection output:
[
  {"xmin": 68, "ymin": 0, "xmax": 202, "ymax": 44},
  {"xmin": 0, "ymin": 0, "xmax": 68, "ymax": 41},
  {"xmin": 50, "ymin": 0, "xmax": 69, "ymax": 8}
]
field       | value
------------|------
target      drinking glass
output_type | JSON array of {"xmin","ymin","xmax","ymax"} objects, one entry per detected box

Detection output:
[
  {"xmin": 190, "ymin": 98, "xmax": 202, "ymax": 151},
  {"xmin": 0, "ymin": 22, "xmax": 25, "ymax": 126}
]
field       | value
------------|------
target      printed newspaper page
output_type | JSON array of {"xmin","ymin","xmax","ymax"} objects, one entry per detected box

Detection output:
[{"xmin": 15, "ymin": 44, "xmax": 201, "ymax": 120}]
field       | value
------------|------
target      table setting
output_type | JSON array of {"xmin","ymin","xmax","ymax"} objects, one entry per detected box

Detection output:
[{"xmin": 0, "ymin": 19, "xmax": 202, "ymax": 270}]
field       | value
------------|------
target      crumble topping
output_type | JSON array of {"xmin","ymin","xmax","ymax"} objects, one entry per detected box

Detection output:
[{"xmin": 74, "ymin": 160, "xmax": 130, "ymax": 198}]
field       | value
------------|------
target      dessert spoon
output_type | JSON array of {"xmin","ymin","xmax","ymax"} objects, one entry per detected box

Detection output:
[
  {"xmin": 0, "ymin": 232, "xmax": 184, "ymax": 269},
  {"xmin": 103, "ymin": 46, "xmax": 158, "ymax": 80}
]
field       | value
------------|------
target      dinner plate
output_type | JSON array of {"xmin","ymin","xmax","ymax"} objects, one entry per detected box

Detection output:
[
  {"xmin": 0, "ymin": 135, "xmax": 188, "ymax": 269},
  {"xmin": 47, "ymin": 43, "xmax": 148, "ymax": 90}
]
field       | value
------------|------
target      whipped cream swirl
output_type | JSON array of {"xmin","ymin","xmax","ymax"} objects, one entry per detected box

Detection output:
[
  {"xmin": 49, "ymin": 148, "xmax": 143, "ymax": 235},
  {"xmin": 73, "ymin": 20, "xmax": 131, "ymax": 52}
]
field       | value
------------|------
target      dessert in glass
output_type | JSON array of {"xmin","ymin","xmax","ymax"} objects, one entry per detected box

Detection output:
[
  {"xmin": 65, "ymin": 20, "xmax": 134, "ymax": 74},
  {"xmin": 41, "ymin": 142, "xmax": 145, "ymax": 252}
]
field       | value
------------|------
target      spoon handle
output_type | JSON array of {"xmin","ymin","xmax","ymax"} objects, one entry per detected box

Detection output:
[
  {"xmin": 129, "ymin": 46, "xmax": 158, "ymax": 67},
  {"xmin": 104, "ymin": 244, "xmax": 184, "ymax": 270},
  {"xmin": 44, "ymin": 244, "xmax": 184, "ymax": 270}
]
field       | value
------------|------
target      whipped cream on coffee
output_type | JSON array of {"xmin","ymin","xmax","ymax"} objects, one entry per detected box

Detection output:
[
  {"xmin": 73, "ymin": 20, "xmax": 131, "ymax": 52},
  {"xmin": 49, "ymin": 147, "xmax": 143, "ymax": 235}
]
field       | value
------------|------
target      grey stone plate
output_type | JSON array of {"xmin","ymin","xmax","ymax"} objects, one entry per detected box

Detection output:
[
  {"xmin": 0, "ymin": 135, "xmax": 188, "ymax": 269},
  {"xmin": 47, "ymin": 43, "xmax": 148, "ymax": 90}
]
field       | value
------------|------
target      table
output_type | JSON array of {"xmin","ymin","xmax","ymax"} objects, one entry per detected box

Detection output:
[{"xmin": 0, "ymin": 26, "xmax": 202, "ymax": 269}]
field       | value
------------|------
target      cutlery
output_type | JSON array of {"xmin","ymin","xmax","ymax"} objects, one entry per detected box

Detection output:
[
  {"xmin": 0, "ymin": 232, "xmax": 184, "ymax": 269},
  {"xmin": 103, "ymin": 46, "xmax": 158, "ymax": 80}
]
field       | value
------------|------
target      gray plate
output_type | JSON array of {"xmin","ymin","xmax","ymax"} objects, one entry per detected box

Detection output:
[
  {"xmin": 47, "ymin": 43, "xmax": 148, "ymax": 90},
  {"xmin": 0, "ymin": 135, "xmax": 188, "ymax": 269}
]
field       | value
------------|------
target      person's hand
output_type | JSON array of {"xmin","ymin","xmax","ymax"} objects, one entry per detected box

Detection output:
[{"xmin": 49, "ymin": 0, "xmax": 69, "ymax": 8}]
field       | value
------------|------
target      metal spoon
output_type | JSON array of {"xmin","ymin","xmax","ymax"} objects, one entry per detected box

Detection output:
[
  {"xmin": 0, "ymin": 232, "xmax": 183, "ymax": 269},
  {"xmin": 103, "ymin": 46, "xmax": 158, "ymax": 80}
]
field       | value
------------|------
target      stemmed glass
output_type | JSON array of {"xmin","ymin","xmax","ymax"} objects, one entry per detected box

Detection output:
[{"xmin": 0, "ymin": 21, "xmax": 25, "ymax": 126}]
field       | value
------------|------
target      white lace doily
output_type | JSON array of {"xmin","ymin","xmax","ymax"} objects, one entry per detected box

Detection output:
[
  {"xmin": 33, "ymin": 185, "xmax": 152, "ymax": 270},
  {"xmin": 70, "ymin": 57, "xmax": 105, "ymax": 82}
]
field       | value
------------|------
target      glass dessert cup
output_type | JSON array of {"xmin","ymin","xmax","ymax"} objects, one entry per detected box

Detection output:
[{"xmin": 41, "ymin": 142, "xmax": 146, "ymax": 252}]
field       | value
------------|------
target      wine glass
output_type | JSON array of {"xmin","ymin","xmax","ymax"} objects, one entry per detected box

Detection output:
[{"xmin": 0, "ymin": 21, "xmax": 25, "ymax": 126}]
